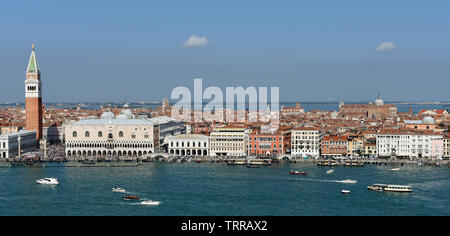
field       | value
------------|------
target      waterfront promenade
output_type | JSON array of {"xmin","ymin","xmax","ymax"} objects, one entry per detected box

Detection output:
[{"xmin": 1, "ymin": 154, "xmax": 448, "ymax": 168}]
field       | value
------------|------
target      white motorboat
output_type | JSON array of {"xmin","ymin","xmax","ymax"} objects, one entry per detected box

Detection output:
[
  {"xmin": 112, "ymin": 188, "xmax": 126, "ymax": 193},
  {"xmin": 140, "ymin": 200, "xmax": 161, "ymax": 206},
  {"xmin": 326, "ymin": 169, "xmax": 334, "ymax": 174},
  {"xmin": 390, "ymin": 167, "xmax": 400, "ymax": 171},
  {"xmin": 36, "ymin": 178, "xmax": 59, "ymax": 185},
  {"xmin": 338, "ymin": 179, "xmax": 358, "ymax": 184},
  {"xmin": 341, "ymin": 190, "xmax": 351, "ymax": 194}
]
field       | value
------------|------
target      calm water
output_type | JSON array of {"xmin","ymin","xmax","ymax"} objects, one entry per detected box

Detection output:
[{"xmin": 0, "ymin": 162, "xmax": 449, "ymax": 216}]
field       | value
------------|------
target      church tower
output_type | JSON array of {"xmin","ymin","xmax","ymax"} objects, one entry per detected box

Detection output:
[{"xmin": 25, "ymin": 44, "xmax": 43, "ymax": 141}]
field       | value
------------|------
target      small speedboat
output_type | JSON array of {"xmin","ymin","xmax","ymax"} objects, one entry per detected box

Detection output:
[
  {"xmin": 326, "ymin": 169, "xmax": 335, "ymax": 174},
  {"xmin": 122, "ymin": 195, "xmax": 140, "ymax": 200},
  {"xmin": 36, "ymin": 178, "xmax": 59, "ymax": 185},
  {"xmin": 140, "ymin": 200, "xmax": 161, "ymax": 206},
  {"xmin": 341, "ymin": 190, "xmax": 351, "ymax": 194},
  {"xmin": 289, "ymin": 171, "xmax": 308, "ymax": 175},
  {"xmin": 339, "ymin": 179, "xmax": 358, "ymax": 184},
  {"xmin": 112, "ymin": 188, "xmax": 126, "ymax": 193},
  {"xmin": 390, "ymin": 167, "xmax": 400, "ymax": 171}
]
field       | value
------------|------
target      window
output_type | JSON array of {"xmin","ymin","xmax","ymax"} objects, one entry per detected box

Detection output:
[
  {"xmin": 144, "ymin": 133, "xmax": 149, "ymax": 139},
  {"xmin": 119, "ymin": 131, "xmax": 123, "ymax": 137},
  {"xmin": 85, "ymin": 131, "xmax": 90, "ymax": 137},
  {"xmin": 98, "ymin": 131, "xmax": 103, "ymax": 137},
  {"xmin": 108, "ymin": 133, "xmax": 113, "ymax": 139},
  {"xmin": 131, "ymin": 133, "xmax": 136, "ymax": 139},
  {"xmin": 73, "ymin": 131, "xmax": 77, "ymax": 137}
]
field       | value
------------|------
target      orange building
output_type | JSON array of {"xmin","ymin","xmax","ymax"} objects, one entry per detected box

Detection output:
[
  {"xmin": 321, "ymin": 135, "xmax": 348, "ymax": 156},
  {"xmin": 248, "ymin": 131, "xmax": 290, "ymax": 156}
]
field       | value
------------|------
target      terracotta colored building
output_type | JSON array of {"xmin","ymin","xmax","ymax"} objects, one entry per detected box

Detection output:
[
  {"xmin": 321, "ymin": 135, "xmax": 348, "ymax": 156},
  {"xmin": 248, "ymin": 131, "xmax": 290, "ymax": 157},
  {"xmin": 25, "ymin": 45, "xmax": 43, "ymax": 141}
]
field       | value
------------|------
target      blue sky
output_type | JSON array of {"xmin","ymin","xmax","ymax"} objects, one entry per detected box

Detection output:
[{"xmin": 0, "ymin": 0, "xmax": 449, "ymax": 103}]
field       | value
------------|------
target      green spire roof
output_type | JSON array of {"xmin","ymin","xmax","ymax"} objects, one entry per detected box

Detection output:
[{"xmin": 27, "ymin": 46, "xmax": 39, "ymax": 72}]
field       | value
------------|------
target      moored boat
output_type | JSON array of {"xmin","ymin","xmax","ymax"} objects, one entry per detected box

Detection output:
[{"xmin": 326, "ymin": 169, "xmax": 334, "ymax": 174}]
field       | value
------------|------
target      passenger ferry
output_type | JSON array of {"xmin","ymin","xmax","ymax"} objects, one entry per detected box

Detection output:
[
  {"xmin": 344, "ymin": 161, "xmax": 364, "ymax": 167},
  {"xmin": 226, "ymin": 160, "xmax": 246, "ymax": 165},
  {"xmin": 248, "ymin": 159, "xmax": 272, "ymax": 166},
  {"xmin": 317, "ymin": 160, "xmax": 337, "ymax": 166},
  {"xmin": 367, "ymin": 184, "xmax": 412, "ymax": 193}
]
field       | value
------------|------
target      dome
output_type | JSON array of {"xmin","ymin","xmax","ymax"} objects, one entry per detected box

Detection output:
[
  {"xmin": 100, "ymin": 111, "xmax": 115, "ymax": 119},
  {"xmin": 374, "ymin": 95, "xmax": 384, "ymax": 106},
  {"xmin": 422, "ymin": 116, "xmax": 435, "ymax": 124},
  {"xmin": 122, "ymin": 109, "xmax": 135, "ymax": 119}
]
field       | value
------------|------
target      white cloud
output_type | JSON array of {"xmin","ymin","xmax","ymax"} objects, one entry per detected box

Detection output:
[
  {"xmin": 182, "ymin": 35, "xmax": 209, "ymax": 48},
  {"xmin": 376, "ymin": 42, "xmax": 395, "ymax": 51}
]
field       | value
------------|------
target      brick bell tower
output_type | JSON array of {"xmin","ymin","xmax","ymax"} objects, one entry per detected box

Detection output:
[{"xmin": 25, "ymin": 44, "xmax": 43, "ymax": 142}]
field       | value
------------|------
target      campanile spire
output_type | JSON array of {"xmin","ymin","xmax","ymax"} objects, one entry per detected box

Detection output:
[{"xmin": 25, "ymin": 44, "xmax": 43, "ymax": 142}]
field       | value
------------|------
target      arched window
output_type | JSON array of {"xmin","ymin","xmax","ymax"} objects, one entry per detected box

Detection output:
[
  {"xmin": 119, "ymin": 131, "xmax": 123, "ymax": 137},
  {"xmin": 144, "ymin": 133, "xmax": 149, "ymax": 139},
  {"xmin": 108, "ymin": 133, "xmax": 113, "ymax": 139},
  {"xmin": 131, "ymin": 133, "xmax": 136, "ymax": 139},
  {"xmin": 85, "ymin": 131, "xmax": 90, "ymax": 137},
  {"xmin": 72, "ymin": 131, "xmax": 77, "ymax": 137},
  {"xmin": 98, "ymin": 131, "xmax": 103, "ymax": 137}
]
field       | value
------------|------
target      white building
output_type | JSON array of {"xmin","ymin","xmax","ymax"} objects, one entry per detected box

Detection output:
[
  {"xmin": 209, "ymin": 127, "xmax": 248, "ymax": 156},
  {"xmin": 0, "ymin": 130, "xmax": 37, "ymax": 158},
  {"xmin": 291, "ymin": 127, "xmax": 323, "ymax": 158},
  {"xmin": 376, "ymin": 130, "xmax": 444, "ymax": 159},
  {"xmin": 167, "ymin": 134, "xmax": 209, "ymax": 156},
  {"xmin": 65, "ymin": 111, "xmax": 156, "ymax": 158},
  {"xmin": 444, "ymin": 135, "xmax": 449, "ymax": 159}
]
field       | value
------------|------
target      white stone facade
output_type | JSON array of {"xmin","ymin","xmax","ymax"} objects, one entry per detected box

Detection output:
[
  {"xmin": 65, "ymin": 112, "xmax": 156, "ymax": 157},
  {"xmin": 167, "ymin": 134, "xmax": 209, "ymax": 156},
  {"xmin": 291, "ymin": 127, "xmax": 323, "ymax": 158},
  {"xmin": 209, "ymin": 127, "xmax": 248, "ymax": 156},
  {"xmin": 376, "ymin": 132, "xmax": 444, "ymax": 158},
  {"xmin": 0, "ymin": 130, "xmax": 37, "ymax": 158}
]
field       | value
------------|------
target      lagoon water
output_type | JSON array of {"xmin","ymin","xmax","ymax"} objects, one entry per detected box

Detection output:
[{"xmin": 0, "ymin": 162, "xmax": 449, "ymax": 216}]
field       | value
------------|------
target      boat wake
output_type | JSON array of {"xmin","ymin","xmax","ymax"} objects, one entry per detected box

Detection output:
[
  {"xmin": 140, "ymin": 199, "xmax": 161, "ymax": 206},
  {"xmin": 288, "ymin": 177, "xmax": 353, "ymax": 184},
  {"xmin": 335, "ymin": 179, "xmax": 358, "ymax": 184},
  {"xmin": 407, "ymin": 179, "xmax": 450, "ymax": 190}
]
